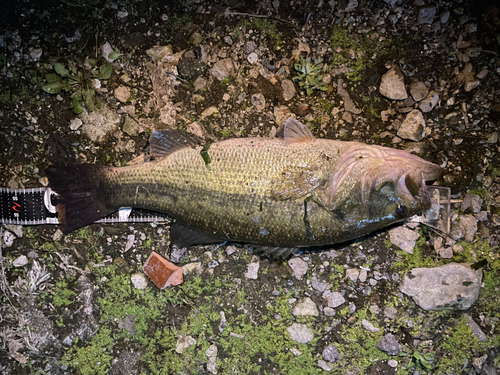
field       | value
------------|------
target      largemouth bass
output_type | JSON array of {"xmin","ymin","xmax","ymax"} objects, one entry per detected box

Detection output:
[{"xmin": 46, "ymin": 118, "xmax": 441, "ymax": 257}]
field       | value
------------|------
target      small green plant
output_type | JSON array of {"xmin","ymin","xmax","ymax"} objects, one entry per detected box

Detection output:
[
  {"xmin": 407, "ymin": 350, "xmax": 435, "ymax": 371},
  {"xmin": 293, "ymin": 56, "xmax": 328, "ymax": 96},
  {"xmin": 42, "ymin": 59, "xmax": 112, "ymax": 113}
]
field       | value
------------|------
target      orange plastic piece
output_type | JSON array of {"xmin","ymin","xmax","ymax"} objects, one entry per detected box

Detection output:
[{"xmin": 143, "ymin": 251, "xmax": 184, "ymax": 289}]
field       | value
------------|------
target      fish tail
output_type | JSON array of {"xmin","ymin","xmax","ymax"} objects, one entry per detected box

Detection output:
[{"xmin": 46, "ymin": 165, "xmax": 115, "ymax": 234}]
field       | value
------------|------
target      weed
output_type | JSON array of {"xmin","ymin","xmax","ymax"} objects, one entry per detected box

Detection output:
[{"xmin": 293, "ymin": 56, "xmax": 328, "ymax": 96}]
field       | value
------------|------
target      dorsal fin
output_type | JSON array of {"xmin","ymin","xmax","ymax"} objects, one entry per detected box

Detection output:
[
  {"xmin": 149, "ymin": 129, "xmax": 205, "ymax": 159},
  {"xmin": 284, "ymin": 118, "xmax": 315, "ymax": 145}
]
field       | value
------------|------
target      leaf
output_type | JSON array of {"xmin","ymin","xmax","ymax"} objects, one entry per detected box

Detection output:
[
  {"xmin": 84, "ymin": 89, "xmax": 95, "ymax": 112},
  {"xmin": 108, "ymin": 51, "xmax": 121, "ymax": 60},
  {"xmin": 99, "ymin": 64, "xmax": 113, "ymax": 80},
  {"xmin": 45, "ymin": 73, "xmax": 61, "ymax": 83},
  {"xmin": 54, "ymin": 63, "xmax": 69, "ymax": 77},
  {"xmin": 42, "ymin": 82, "xmax": 63, "ymax": 94}
]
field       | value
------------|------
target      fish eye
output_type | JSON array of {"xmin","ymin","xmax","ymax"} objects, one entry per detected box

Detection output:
[{"xmin": 395, "ymin": 204, "xmax": 407, "ymax": 218}]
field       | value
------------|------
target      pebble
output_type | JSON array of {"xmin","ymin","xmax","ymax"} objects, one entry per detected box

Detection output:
[
  {"xmin": 323, "ymin": 307, "xmax": 336, "ymax": 317},
  {"xmin": 244, "ymin": 261, "xmax": 260, "ymax": 279},
  {"xmin": 124, "ymin": 234, "xmax": 135, "ymax": 252},
  {"xmin": 325, "ymin": 292, "xmax": 346, "ymax": 308},
  {"xmin": 461, "ymin": 193, "xmax": 483, "ymax": 213},
  {"xmin": 417, "ymin": 6, "xmax": 436, "ymax": 24},
  {"xmin": 114, "ymin": 86, "xmax": 131, "ymax": 103},
  {"xmin": 287, "ymin": 323, "xmax": 314, "ymax": 343},
  {"xmin": 312, "ymin": 276, "xmax": 329, "ymax": 293},
  {"xmin": 4, "ymin": 224, "xmax": 22, "ymax": 238},
  {"xmin": 292, "ymin": 297, "xmax": 319, "ymax": 316},
  {"xmin": 206, "ymin": 344, "xmax": 218, "ymax": 374},
  {"xmin": 247, "ymin": 52, "xmax": 258, "ymax": 64},
  {"xmin": 379, "ymin": 66, "xmax": 407, "ymax": 100},
  {"xmin": 397, "ymin": 109, "xmax": 426, "ymax": 141},
  {"xmin": 388, "ymin": 359, "xmax": 398, "ymax": 368},
  {"xmin": 410, "ymin": 81, "xmax": 429, "ymax": 102},
  {"xmin": 384, "ymin": 306, "xmax": 397, "ymax": 319},
  {"xmin": 465, "ymin": 314, "xmax": 488, "ymax": 342},
  {"xmin": 346, "ymin": 268, "xmax": 360, "ymax": 282},
  {"xmin": 418, "ymin": 91, "xmax": 439, "ymax": 113},
  {"xmin": 361, "ymin": 319, "xmax": 380, "ymax": 333},
  {"xmin": 145, "ymin": 45, "xmax": 173, "ymax": 61},
  {"xmin": 389, "ymin": 227, "xmax": 420, "ymax": 254},
  {"xmin": 251, "ymin": 93, "xmax": 266, "ymax": 111},
  {"xmin": 376, "ymin": 333, "xmax": 402, "ymax": 355},
  {"xmin": 400, "ymin": 263, "xmax": 482, "ymax": 310},
  {"xmin": 322, "ymin": 344, "xmax": 341, "ymax": 363},
  {"xmin": 175, "ymin": 335, "xmax": 196, "ymax": 354},
  {"xmin": 459, "ymin": 214, "xmax": 478, "ymax": 241},
  {"xmin": 118, "ymin": 314, "xmax": 137, "ymax": 335},
  {"xmin": 3, "ymin": 230, "xmax": 15, "ymax": 247},
  {"xmin": 29, "ymin": 47, "xmax": 43, "ymax": 60},
  {"xmin": 130, "ymin": 273, "xmax": 148, "ymax": 290},
  {"xmin": 211, "ymin": 58, "xmax": 235, "ymax": 81},
  {"xmin": 288, "ymin": 258, "xmax": 308, "ymax": 280},
  {"xmin": 318, "ymin": 360, "xmax": 333, "ymax": 372},
  {"xmin": 13, "ymin": 255, "xmax": 28, "ymax": 267},
  {"xmin": 281, "ymin": 79, "xmax": 296, "ymax": 101}
]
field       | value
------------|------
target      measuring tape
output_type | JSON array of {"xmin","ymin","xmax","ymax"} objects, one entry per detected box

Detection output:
[{"xmin": 0, "ymin": 187, "xmax": 168, "ymax": 226}]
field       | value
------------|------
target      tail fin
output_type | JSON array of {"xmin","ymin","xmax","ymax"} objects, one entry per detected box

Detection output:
[{"xmin": 46, "ymin": 165, "xmax": 115, "ymax": 234}]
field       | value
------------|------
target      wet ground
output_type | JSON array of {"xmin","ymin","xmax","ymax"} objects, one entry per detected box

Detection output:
[{"xmin": 0, "ymin": 0, "xmax": 499, "ymax": 374}]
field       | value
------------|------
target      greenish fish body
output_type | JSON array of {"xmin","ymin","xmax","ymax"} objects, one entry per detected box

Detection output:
[{"xmin": 47, "ymin": 118, "xmax": 441, "ymax": 253}]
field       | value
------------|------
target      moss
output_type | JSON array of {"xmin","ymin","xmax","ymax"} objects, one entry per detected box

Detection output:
[
  {"xmin": 52, "ymin": 279, "xmax": 77, "ymax": 307},
  {"xmin": 60, "ymin": 327, "xmax": 114, "ymax": 375},
  {"xmin": 249, "ymin": 18, "xmax": 282, "ymax": 49}
]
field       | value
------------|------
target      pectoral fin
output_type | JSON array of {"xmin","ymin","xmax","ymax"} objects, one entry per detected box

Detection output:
[
  {"xmin": 270, "ymin": 166, "xmax": 324, "ymax": 201},
  {"xmin": 170, "ymin": 222, "xmax": 224, "ymax": 248}
]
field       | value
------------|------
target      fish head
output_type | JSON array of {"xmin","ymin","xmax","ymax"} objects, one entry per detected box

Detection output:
[{"xmin": 322, "ymin": 144, "xmax": 442, "ymax": 233}]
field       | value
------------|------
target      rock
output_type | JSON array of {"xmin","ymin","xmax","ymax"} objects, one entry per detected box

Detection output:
[
  {"xmin": 69, "ymin": 118, "xmax": 83, "ymax": 131},
  {"xmin": 251, "ymin": 93, "xmax": 266, "ymax": 111},
  {"xmin": 337, "ymin": 79, "xmax": 361, "ymax": 114},
  {"xmin": 288, "ymin": 258, "xmax": 308, "ymax": 280},
  {"xmin": 175, "ymin": 335, "xmax": 196, "ymax": 354},
  {"xmin": 400, "ymin": 263, "xmax": 482, "ymax": 310},
  {"xmin": 323, "ymin": 307, "xmax": 335, "ymax": 317},
  {"xmin": 418, "ymin": 6, "xmax": 436, "ymax": 24},
  {"xmin": 114, "ymin": 86, "xmax": 131, "ymax": 103},
  {"xmin": 418, "ymin": 91, "xmax": 439, "ymax": 113},
  {"xmin": 108, "ymin": 350, "xmax": 141, "ymax": 375},
  {"xmin": 379, "ymin": 67, "xmax": 407, "ymax": 100},
  {"xmin": 376, "ymin": 333, "xmax": 401, "ymax": 355},
  {"xmin": 465, "ymin": 314, "xmax": 488, "ymax": 342},
  {"xmin": 177, "ymin": 58, "xmax": 207, "ymax": 80},
  {"xmin": 384, "ymin": 306, "xmax": 397, "ymax": 319},
  {"xmin": 146, "ymin": 45, "xmax": 173, "ymax": 61},
  {"xmin": 362, "ymin": 319, "xmax": 380, "ymax": 333},
  {"xmin": 459, "ymin": 214, "xmax": 478, "ymax": 241},
  {"xmin": 325, "ymin": 292, "xmax": 346, "ymax": 308},
  {"xmin": 211, "ymin": 58, "xmax": 235, "ymax": 81},
  {"xmin": 122, "ymin": 116, "xmax": 139, "ymax": 137},
  {"xmin": 439, "ymin": 247, "xmax": 454, "ymax": 259},
  {"xmin": 389, "ymin": 226, "xmax": 420, "ymax": 254},
  {"xmin": 318, "ymin": 360, "xmax": 333, "ymax": 372},
  {"xmin": 292, "ymin": 297, "xmax": 319, "ymax": 316},
  {"xmin": 245, "ymin": 262, "xmax": 260, "ymax": 279},
  {"xmin": 247, "ymin": 52, "xmax": 258, "ymax": 64},
  {"xmin": 281, "ymin": 79, "xmax": 296, "ymax": 101},
  {"xmin": 13, "ymin": 255, "xmax": 28, "ymax": 267},
  {"xmin": 130, "ymin": 273, "xmax": 148, "ymax": 290},
  {"xmin": 322, "ymin": 344, "xmax": 341, "ymax": 363},
  {"xmin": 410, "ymin": 81, "xmax": 429, "ymax": 102},
  {"xmin": 440, "ymin": 11, "xmax": 450, "ymax": 23},
  {"xmin": 182, "ymin": 262, "xmax": 203, "ymax": 276},
  {"xmin": 29, "ymin": 47, "xmax": 43, "ymax": 60},
  {"xmin": 287, "ymin": 323, "xmax": 314, "ymax": 343},
  {"xmin": 346, "ymin": 268, "xmax": 360, "ymax": 282},
  {"xmin": 206, "ymin": 344, "xmax": 218, "ymax": 374},
  {"xmin": 81, "ymin": 105, "xmax": 120, "ymax": 143},
  {"xmin": 397, "ymin": 109, "xmax": 426, "ymax": 141},
  {"xmin": 170, "ymin": 246, "xmax": 188, "ymax": 263},
  {"xmin": 461, "ymin": 193, "xmax": 483, "ymax": 213},
  {"xmin": 312, "ymin": 276, "xmax": 329, "ymax": 293},
  {"xmin": 200, "ymin": 106, "xmax": 221, "ymax": 119}
]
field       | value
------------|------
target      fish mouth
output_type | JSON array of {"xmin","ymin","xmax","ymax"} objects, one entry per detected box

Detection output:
[{"xmin": 395, "ymin": 164, "xmax": 441, "ymax": 210}]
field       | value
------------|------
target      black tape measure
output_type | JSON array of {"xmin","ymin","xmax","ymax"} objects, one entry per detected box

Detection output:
[{"xmin": 0, "ymin": 187, "xmax": 168, "ymax": 226}]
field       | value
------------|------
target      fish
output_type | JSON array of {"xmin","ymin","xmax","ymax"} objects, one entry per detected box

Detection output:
[{"xmin": 46, "ymin": 117, "xmax": 441, "ymax": 257}]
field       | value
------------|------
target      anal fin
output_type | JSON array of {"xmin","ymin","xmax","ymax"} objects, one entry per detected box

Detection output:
[{"xmin": 170, "ymin": 221, "xmax": 224, "ymax": 248}]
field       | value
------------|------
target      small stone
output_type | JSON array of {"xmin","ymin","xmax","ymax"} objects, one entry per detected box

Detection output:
[
  {"xmin": 224, "ymin": 36, "xmax": 233, "ymax": 45},
  {"xmin": 118, "ymin": 314, "xmax": 137, "ymax": 335},
  {"xmin": 410, "ymin": 81, "xmax": 429, "ymax": 102},
  {"xmin": 13, "ymin": 255, "xmax": 28, "ymax": 267},
  {"xmin": 418, "ymin": 6, "xmax": 436, "ymax": 24},
  {"xmin": 323, "ymin": 307, "xmax": 336, "ymax": 317},
  {"xmin": 464, "ymin": 79, "xmax": 480, "ymax": 92},
  {"xmin": 182, "ymin": 262, "xmax": 203, "ymax": 276},
  {"xmin": 459, "ymin": 215, "xmax": 478, "ymax": 241},
  {"xmin": 397, "ymin": 109, "xmax": 426, "ymax": 141},
  {"xmin": 206, "ymin": 344, "xmax": 218, "ymax": 374},
  {"xmin": 130, "ymin": 273, "xmax": 148, "ymax": 290},
  {"xmin": 322, "ymin": 345, "xmax": 341, "ymax": 363},
  {"xmin": 473, "ymin": 354, "xmax": 488, "ymax": 374},
  {"xmin": 122, "ymin": 116, "xmax": 139, "ymax": 137},
  {"xmin": 325, "ymin": 292, "xmax": 346, "ymax": 308},
  {"xmin": 359, "ymin": 269, "xmax": 367, "ymax": 282},
  {"xmin": 439, "ymin": 247, "xmax": 454, "ymax": 259},
  {"xmin": 346, "ymin": 268, "xmax": 360, "ymax": 282},
  {"xmin": 124, "ymin": 234, "xmax": 135, "ymax": 252},
  {"xmin": 247, "ymin": 52, "xmax": 258, "ymax": 64},
  {"xmin": 29, "ymin": 47, "xmax": 43, "ymax": 60},
  {"xmin": 114, "ymin": 86, "xmax": 131, "ymax": 103},
  {"xmin": 251, "ymin": 93, "xmax": 266, "ymax": 111},
  {"xmin": 3, "ymin": 231, "xmax": 15, "ymax": 247},
  {"xmin": 388, "ymin": 359, "xmax": 398, "ymax": 368},
  {"xmin": 70, "ymin": 118, "xmax": 83, "ymax": 131},
  {"xmin": 418, "ymin": 91, "xmax": 439, "ymax": 113},
  {"xmin": 318, "ymin": 360, "xmax": 333, "ymax": 372},
  {"xmin": 288, "ymin": 258, "xmax": 308, "ymax": 280},
  {"xmin": 245, "ymin": 262, "xmax": 260, "ymax": 279},
  {"xmin": 175, "ymin": 335, "xmax": 196, "ymax": 354},
  {"xmin": 282, "ymin": 79, "xmax": 296, "ymax": 101},
  {"xmin": 292, "ymin": 297, "xmax": 319, "ymax": 316},
  {"xmin": 211, "ymin": 58, "xmax": 234, "ymax": 81},
  {"xmin": 287, "ymin": 323, "xmax": 314, "ymax": 343},
  {"xmin": 200, "ymin": 106, "xmax": 221, "ymax": 119},
  {"xmin": 389, "ymin": 227, "xmax": 420, "ymax": 254},
  {"xmin": 362, "ymin": 319, "xmax": 380, "ymax": 333},
  {"xmin": 384, "ymin": 306, "xmax": 397, "ymax": 319},
  {"xmin": 466, "ymin": 314, "xmax": 488, "ymax": 342},
  {"xmin": 376, "ymin": 333, "xmax": 402, "ymax": 355},
  {"xmin": 379, "ymin": 66, "xmax": 407, "ymax": 100}
]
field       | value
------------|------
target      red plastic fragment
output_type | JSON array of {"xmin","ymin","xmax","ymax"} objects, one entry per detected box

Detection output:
[{"xmin": 143, "ymin": 251, "xmax": 184, "ymax": 289}]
